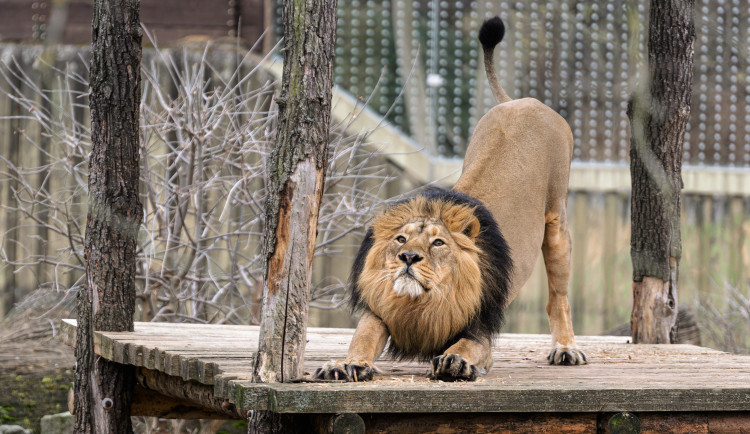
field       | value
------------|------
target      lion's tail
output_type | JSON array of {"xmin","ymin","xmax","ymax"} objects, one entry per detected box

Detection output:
[{"xmin": 478, "ymin": 16, "xmax": 512, "ymax": 104}]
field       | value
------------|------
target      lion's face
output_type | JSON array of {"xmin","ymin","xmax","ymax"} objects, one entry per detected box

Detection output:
[
  {"xmin": 377, "ymin": 218, "xmax": 468, "ymax": 298},
  {"xmin": 356, "ymin": 197, "xmax": 487, "ymax": 355}
]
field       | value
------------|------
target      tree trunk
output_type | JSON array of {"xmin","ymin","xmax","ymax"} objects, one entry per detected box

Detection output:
[
  {"xmin": 628, "ymin": 0, "xmax": 694, "ymax": 344},
  {"xmin": 250, "ymin": 0, "xmax": 337, "ymax": 431},
  {"xmin": 74, "ymin": 1, "xmax": 142, "ymax": 433}
]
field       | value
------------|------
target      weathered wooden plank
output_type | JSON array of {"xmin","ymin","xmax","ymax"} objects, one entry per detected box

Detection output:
[
  {"xmin": 59, "ymin": 320, "xmax": 750, "ymax": 415},
  {"xmin": 250, "ymin": 384, "xmax": 750, "ymax": 414}
]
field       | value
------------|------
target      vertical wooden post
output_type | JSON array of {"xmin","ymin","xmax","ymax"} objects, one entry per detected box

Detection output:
[
  {"xmin": 0, "ymin": 65, "xmax": 21, "ymax": 320},
  {"xmin": 628, "ymin": 0, "xmax": 694, "ymax": 344},
  {"xmin": 250, "ymin": 0, "xmax": 337, "ymax": 431},
  {"xmin": 74, "ymin": 0, "xmax": 142, "ymax": 432}
]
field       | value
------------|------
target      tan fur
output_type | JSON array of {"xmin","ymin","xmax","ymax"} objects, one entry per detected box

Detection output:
[
  {"xmin": 358, "ymin": 198, "xmax": 484, "ymax": 356},
  {"xmin": 443, "ymin": 336, "xmax": 492, "ymax": 369},
  {"xmin": 453, "ymin": 98, "xmax": 573, "ymax": 303},
  {"xmin": 316, "ymin": 19, "xmax": 586, "ymax": 382},
  {"xmin": 452, "ymin": 98, "xmax": 585, "ymax": 365},
  {"xmin": 427, "ymin": 95, "xmax": 588, "ymax": 369},
  {"xmin": 345, "ymin": 310, "xmax": 389, "ymax": 367}
]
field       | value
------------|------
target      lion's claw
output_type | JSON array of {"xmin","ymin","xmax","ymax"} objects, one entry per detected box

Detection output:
[
  {"xmin": 429, "ymin": 354, "xmax": 479, "ymax": 381},
  {"xmin": 313, "ymin": 360, "xmax": 376, "ymax": 382},
  {"xmin": 548, "ymin": 346, "xmax": 588, "ymax": 365}
]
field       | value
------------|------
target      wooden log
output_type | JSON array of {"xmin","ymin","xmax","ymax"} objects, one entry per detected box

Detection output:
[
  {"xmin": 131, "ymin": 385, "xmax": 235, "ymax": 419},
  {"xmin": 361, "ymin": 412, "xmax": 596, "ymax": 433},
  {"xmin": 69, "ymin": 385, "xmax": 236, "ymax": 420},
  {"xmin": 606, "ymin": 412, "xmax": 641, "ymax": 434},
  {"xmin": 134, "ymin": 367, "xmax": 242, "ymax": 419},
  {"xmin": 598, "ymin": 411, "xmax": 750, "ymax": 433},
  {"xmin": 312, "ymin": 414, "xmax": 365, "ymax": 434},
  {"xmin": 707, "ymin": 412, "xmax": 750, "ymax": 433},
  {"xmin": 358, "ymin": 412, "xmax": 750, "ymax": 434}
]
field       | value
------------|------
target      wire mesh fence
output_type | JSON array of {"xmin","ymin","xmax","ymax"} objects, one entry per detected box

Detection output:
[{"xmin": 273, "ymin": 0, "xmax": 750, "ymax": 165}]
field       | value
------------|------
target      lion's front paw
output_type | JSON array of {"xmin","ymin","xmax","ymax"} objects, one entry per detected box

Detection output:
[
  {"xmin": 313, "ymin": 360, "xmax": 376, "ymax": 382},
  {"xmin": 548, "ymin": 345, "xmax": 588, "ymax": 365},
  {"xmin": 429, "ymin": 354, "xmax": 479, "ymax": 381}
]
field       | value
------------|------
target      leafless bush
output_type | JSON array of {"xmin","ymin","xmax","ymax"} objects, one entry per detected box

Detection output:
[
  {"xmin": 0, "ymin": 43, "xmax": 394, "ymax": 325},
  {"xmin": 696, "ymin": 280, "xmax": 750, "ymax": 354}
]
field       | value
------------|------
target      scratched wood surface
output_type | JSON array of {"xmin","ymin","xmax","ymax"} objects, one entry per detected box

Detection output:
[{"xmin": 59, "ymin": 320, "xmax": 750, "ymax": 414}]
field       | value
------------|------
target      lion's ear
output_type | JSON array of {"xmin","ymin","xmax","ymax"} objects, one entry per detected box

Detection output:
[
  {"xmin": 462, "ymin": 215, "xmax": 481, "ymax": 240},
  {"xmin": 442, "ymin": 205, "xmax": 481, "ymax": 240}
]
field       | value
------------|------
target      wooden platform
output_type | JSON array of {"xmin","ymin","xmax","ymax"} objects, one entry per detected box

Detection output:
[{"xmin": 60, "ymin": 320, "xmax": 750, "ymax": 430}]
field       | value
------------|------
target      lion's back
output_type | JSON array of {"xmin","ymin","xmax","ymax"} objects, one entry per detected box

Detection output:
[
  {"xmin": 453, "ymin": 98, "xmax": 573, "ymax": 297},
  {"xmin": 462, "ymin": 98, "xmax": 572, "ymax": 179}
]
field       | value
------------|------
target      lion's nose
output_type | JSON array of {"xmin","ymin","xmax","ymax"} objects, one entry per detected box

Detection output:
[{"xmin": 398, "ymin": 252, "xmax": 423, "ymax": 266}]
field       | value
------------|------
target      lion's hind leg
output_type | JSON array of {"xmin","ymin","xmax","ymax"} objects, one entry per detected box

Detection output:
[{"xmin": 542, "ymin": 206, "xmax": 588, "ymax": 365}]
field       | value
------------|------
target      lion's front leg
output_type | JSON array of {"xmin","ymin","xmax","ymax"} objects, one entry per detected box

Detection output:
[
  {"xmin": 429, "ymin": 337, "xmax": 492, "ymax": 382},
  {"xmin": 314, "ymin": 310, "xmax": 388, "ymax": 382}
]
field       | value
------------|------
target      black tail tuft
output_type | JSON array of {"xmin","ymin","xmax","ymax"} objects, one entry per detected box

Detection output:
[{"xmin": 478, "ymin": 16, "xmax": 505, "ymax": 50}]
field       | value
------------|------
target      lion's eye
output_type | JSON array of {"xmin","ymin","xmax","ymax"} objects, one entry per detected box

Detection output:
[
  {"xmin": 396, "ymin": 235, "xmax": 406, "ymax": 244},
  {"xmin": 432, "ymin": 239, "xmax": 445, "ymax": 247}
]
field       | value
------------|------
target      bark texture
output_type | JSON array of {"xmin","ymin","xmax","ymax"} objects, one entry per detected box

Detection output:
[
  {"xmin": 628, "ymin": 0, "xmax": 694, "ymax": 344},
  {"xmin": 250, "ymin": 0, "xmax": 337, "ymax": 431},
  {"xmin": 74, "ymin": 1, "xmax": 142, "ymax": 432}
]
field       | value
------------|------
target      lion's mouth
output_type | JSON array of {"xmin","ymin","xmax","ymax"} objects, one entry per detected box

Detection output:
[{"xmin": 393, "ymin": 270, "xmax": 428, "ymax": 298}]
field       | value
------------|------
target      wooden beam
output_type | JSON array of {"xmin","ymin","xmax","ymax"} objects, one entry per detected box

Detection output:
[
  {"xmin": 135, "ymin": 368, "xmax": 243, "ymax": 419},
  {"xmin": 131, "ymin": 385, "xmax": 235, "ymax": 419},
  {"xmin": 69, "ymin": 382, "xmax": 237, "ymax": 419},
  {"xmin": 235, "ymin": 383, "xmax": 750, "ymax": 414}
]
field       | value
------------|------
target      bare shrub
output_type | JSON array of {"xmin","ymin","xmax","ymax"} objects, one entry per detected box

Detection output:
[
  {"xmin": 0, "ymin": 43, "xmax": 394, "ymax": 325},
  {"xmin": 696, "ymin": 280, "xmax": 750, "ymax": 354}
]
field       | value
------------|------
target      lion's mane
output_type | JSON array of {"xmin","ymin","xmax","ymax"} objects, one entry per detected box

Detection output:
[{"xmin": 349, "ymin": 188, "xmax": 512, "ymax": 361}]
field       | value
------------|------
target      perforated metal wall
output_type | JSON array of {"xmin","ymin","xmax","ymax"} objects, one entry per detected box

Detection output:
[{"xmin": 274, "ymin": 0, "xmax": 750, "ymax": 166}]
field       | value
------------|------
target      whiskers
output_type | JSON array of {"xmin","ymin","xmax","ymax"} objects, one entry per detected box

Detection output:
[{"xmin": 372, "ymin": 269, "xmax": 392, "ymax": 286}]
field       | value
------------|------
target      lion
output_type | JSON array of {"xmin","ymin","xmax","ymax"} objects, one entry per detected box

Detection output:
[{"xmin": 315, "ymin": 16, "xmax": 587, "ymax": 382}]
